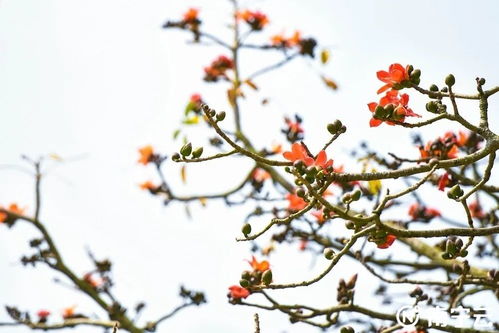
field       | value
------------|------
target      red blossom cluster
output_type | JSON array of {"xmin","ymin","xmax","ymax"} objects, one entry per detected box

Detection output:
[
  {"xmin": 376, "ymin": 234, "xmax": 396, "ymax": 249},
  {"xmin": 228, "ymin": 256, "xmax": 271, "ymax": 300},
  {"xmin": 408, "ymin": 203, "xmax": 441, "ymax": 222},
  {"xmin": 237, "ymin": 10, "xmax": 269, "ymax": 31},
  {"xmin": 271, "ymin": 31, "xmax": 317, "ymax": 57},
  {"xmin": 282, "ymin": 143, "xmax": 333, "ymax": 171},
  {"xmin": 282, "ymin": 115, "xmax": 304, "ymax": 142},
  {"xmin": 203, "ymin": 55, "xmax": 234, "ymax": 82},
  {"xmin": 368, "ymin": 89, "xmax": 420, "ymax": 127},
  {"xmin": 0, "ymin": 203, "xmax": 26, "ymax": 226},
  {"xmin": 419, "ymin": 131, "xmax": 466, "ymax": 160}
]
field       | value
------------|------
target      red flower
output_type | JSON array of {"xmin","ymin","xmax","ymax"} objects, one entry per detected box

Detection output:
[
  {"xmin": 37, "ymin": 310, "xmax": 51, "ymax": 319},
  {"xmin": 83, "ymin": 272, "xmax": 104, "ymax": 288},
  {"xmin": 182, "ymin": 8, "xmax": 199, "ymax": 24},
  {"xmin": 237, "ymin": 10, "xmax": 269, "ymax": 30},
  {"xmin": 286, "ymin": 193, "xmax": 307, "ymax": 211},
  {"xmin": 437, "ymin": 172, "xmax": 450, "ymax": 191},
  {"xmin": 139, "ymin": 181, "xmax": 157, "ymax": 191},
  {"xmin": 228, "ymin": 285, "xmax": 250, "ymax": 299},
  {"xmin": 368, "ymin": 90, "xmax": 420, "ymax": 127},
  {"xmin": 284, "ymin": 117, "xmax": 304, "ymax": 134},
  {"xmin": 419, "ymin": 134, "xmax": 460, "ymax": 160},
  {"xmin": 313, "ymin": 150, "xmax": 334, "ymax": 172},
  {"xmin": 377, "ymin": 234, "xmax": 396, "ymax": 249},
  {"xmin": 252, "ymin": 168, "xmax": 270, "ymax": 183},
  {"xmin": 299, "ymin": 239, "xmax": 308, "ymax": 251},
  {"xmin": 138, "ymin": 145, "xmax": 155, "ymax": 165},
  {"xmin": 311, "ymin": 210, "xmax": 327, "ymax": 224},
  {"xmin": 247, "ymin": 256, "xmax": 270, "ymax": 272},
  {"xmin": 203, "ymin": 55, "xmax": 234, "ymax": 82},
  {"xmin": 271, "ymin": 31, "xmax": 301, "ymax": 48},
  {"xmin": 283, "ymin": 143, "xmax": 313, "ymax": 166},
  {"xmin": 62, "ymin": 306, "xmax": 77, "ymax": 319},
  {"xmin": 408, "ymin": 203, "xmax": 441, "ymax": 221},
  {"xmin": 376, "ymin": 63, "xmax": 410, "ymax": 94},
  {"xmin": 468, "ymin": 201, "xmax": 485, "ymax": 218},
  {"xmin": 0, "ymin": 203, "xmax": 26, "ymax": 224}
]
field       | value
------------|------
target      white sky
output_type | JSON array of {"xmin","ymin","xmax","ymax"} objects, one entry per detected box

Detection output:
[{"xmin": 1, "ymin": 0, "xmax": 498, "ymax": 332}]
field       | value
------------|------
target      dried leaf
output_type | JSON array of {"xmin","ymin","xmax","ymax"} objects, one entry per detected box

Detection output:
[
  {"xmin": 180, "ymin": 165, "xmax": 187, "ymax": 184},
  {"xmin": 244, "ymin": 79, "xmax": 258, "ymax": 90},
  {"xmin": 227, "ymin": 88, "xmax": 237, "ymax": 108},
  {"xmin": 321, "ymin": 75, "xmax": 338, "ymax": 90},
  {"xmin": 320, "ymin": 49, "xmax": 330, "ymax": 64},
  {"xmin": 199, "ymin": 197, "xmax": 207, "ymax": 207}
]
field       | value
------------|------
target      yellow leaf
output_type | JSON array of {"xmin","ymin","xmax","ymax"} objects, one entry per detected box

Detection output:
[
  {"xmin": 367, "ymin": 169, "xmax": 382, "ymax": 194},
  {"xmin": 321, "ymin": 76, "xmax": 338, "ymax": 90},
  {"xmin": 183, "ymin": 116, "xmax": 199, "ymax": 125},
  {"xmin": 320, "ymin": 49, "xmax": 330, "ymax": 64},
  {"xmin": 244, "ymin": 79, "xmax": 258, "ymax": 90},
  {"xmin": 227, "ymin": 88, "xmax": 237, "ymax": 108},
  {"xmin": 180, "ymin": 165, "xmax": 187, "ymax": 184}
]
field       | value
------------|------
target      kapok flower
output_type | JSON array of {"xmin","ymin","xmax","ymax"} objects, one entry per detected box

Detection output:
[
  {"xmin": 62, "ymin": 306, "xmax": 77, "ymax": 319},
  {"xmin": 419, "ymin": 133, "xmax": 460, "ymax": 160},
  {"xmin": 138, "ymin": 145, "xmax": 155, "ymax": 165},
  {"xmin": 313, "ymin": 150, "xmax": 334, "ymax": 172},
  {"xmin": 437, "ymin": 172, "xmax": 450, "ymax": 191},
  {"xmin": 283, "ymin": 142, "xmax": 314, "ymax": 166},
  {"xmin": 271, "ymin": 31, "xmax": 301, "ymax": 48},
  {"xmin": 83, "ymin": 272, "xmax": 104, "ymax": 288},
  {"xmin": 408, "ymin": 203, "xmax": 441, "ymax": 221},
  {"xmin": 237, "ymin": 10, "xmax": 269, "ymax": 30},
  {"xmin": 252, "ymin": 168, "xmax": 270, "ymax": 183},
  {"xmin": 377, "ymin": 234, "xmax": 396, "ymax": 249},
  {"xmin": 37, "ymin": 309, "xmax": 51, "ymax": 322},
  {"xmin": 468, "ymin": 201, "xmax": 485, "ymax": 219},
  {"xmin": 203, "ymin": 55, "xmax": 234, "ymax": 82},
  {"xmin": 286, "ymin": 193, "xmax": 307, "ymax": 211},
  {"xmin": 139, "ymin": 181, "xmax": 157, "ymax": 191},
  {"xmin": 182, "ymin": 8, "xmax": 200, "ymax": 24},
  {"xmin": 367, "ymin": 90, "xmax": 420, "ymax": 127},
  {"xmin": 376, "ymin": 63, "xmax": 410, "ymax": 94},
  {"xmin": 0, "ymin": 203, "xmax": 26, "ymax": 224},
  {"xmin": 311, "ymin": 210, "xmax": 327, "ymax": 224},
  {"xmin": 228, "ymin": 285, "xmax": 250, "ymax": 299},
  {"xmin": 247, "ymin": 256, "xmax": 270, "ymax": 272}
]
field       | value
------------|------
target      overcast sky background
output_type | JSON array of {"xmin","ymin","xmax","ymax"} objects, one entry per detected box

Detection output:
[{"xmin": 1, "ymin": 0, "xmax": 498, "ymax": 332}]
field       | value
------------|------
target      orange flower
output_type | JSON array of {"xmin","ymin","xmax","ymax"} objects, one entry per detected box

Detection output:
[
  {"xmin": 182, "ymin": 8, "xmax": 199, "ymax": 23},
  {"xmin": 313, "ymin": 150, "xmax": 334, "ymax": 172},
  {"xmin": 138, "ymin": 145, "xmax": 154, "ymax": 165},
  {"xmin": 228, "ymin": 285, "xmax": 250, "ymax": 299},
  {"xmin": 286, "ymin": 193, "xmax": 307, "ymax": 211},
  {"xmin": 139, "ymin": 181, "xmax": 157, "ymax": 191},
  {"xmin": 419, "ymin": 134, "xmax": 460, "ymax": 160},
  {"xmin": 203, "ymin": 55, "xmax": 234, "ymax": 82},
  {"xmin": 271, "ymin": 30, "xmax": 301, "ymax": 48},
  {"xmin": 0, "ymin": 203, "xmax": 26, "ymax": 223},
  {"xmin": 368, "ymin": 90, "xmax": 420, "ymax": 127},
  {"xmin": 377, "ymin": 234, "xmax": 396, "ymax": 249},
  {"xmin": 83, "ymin": 272, "xmax": 104, "ymax": 288},
  {"xmin": 376, "ymin": 63, "xmax": 410, "ymax": 94},
  {"xmin": 37, "ymin": 310, "xmax": 51, "ymax": 319},
  {"xmin": 299, "ymin": 239, "xmax": 308, "ymax": 251},
  {"xmin": 252, "ymin": 169, "xmax": 270, "ymax": 183},
  {"xmin": 284, "ymin": 117, "xmax": 304, "ymax": 134},
  {"xmin": 247, "ymin": 256, "xmax": 270, "ymax": 272},
  {"xmin": 237, "ymin": 10, "xmax": 269, "ymax": 30},
  {"xmin": 408, "ymin": 203, "xmax": 441, "ymax": 221},
  {"xmin": 283, "ymin": 143, "xmax": 313, "ymax": 166},
  {"xmin": 62, "ymin": 306, "xmax": 76, "ymax": 319},
  {"xmin": 437, "ymin": 172, "xmax": 450, "ymax": 191},
  {"xmin": 311, "ymin": 210, "xmax": 327, "ymax": 224},
  {"xmin": 271, "ymin": 143, "xmax": 282, "ymax": 154}
]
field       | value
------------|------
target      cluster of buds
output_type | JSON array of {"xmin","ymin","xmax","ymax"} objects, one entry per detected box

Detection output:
[
  {"xmin": 441, "ymin": 236, "xmax": 467, "ymax": 259},
  {"xmin": 409, "ymin": 286, "xmax": 429, "ymax": 303},
  {"xmin": 173, "ymin": 142, "xmax": 205, "ymax": 160},
  {"xmin": 163, "ymin": 8, "xmax": 201, "ymax": 41},
  {"xmin": 376, "ymin": 64, "xmax": 420, "ymax": 94},
  {"xmin": 179, "ymin": 285, "xmax": 206, "ymax": 305},
  {"xmin": 369, "ymin": 229, "xmax": 396, "ymax": 249},
  {"xmin": 326, "ymin": 119, "xmax": 346, "ymax": 136},
  {"xmin": 336, "ymin": 274, "xmax": 357, "ymax": 304},
  {"xmin": 236, "ymin": 10, "xmax": 269, "ymax": 31},
  {"xmin": 270, "ymin": 31, "xmax": 317, "ymax": 57},
  {"xmin": 239, "ymin": 256, "xmax": 273, "ymax": 289},
  {"xmin": 203, "ymin": 55, "xmax": 234, "ymax": 82},
  {"xmin": 368, "ymin": 90, "xmax": 420, "ymax": 127},
  {"xmin": 281, "ymin": 115, "xmax": 304, "ymax": 143},
  {"xmin": 408, "ymin": 203, "xmax": 441, "ymax": 222}
]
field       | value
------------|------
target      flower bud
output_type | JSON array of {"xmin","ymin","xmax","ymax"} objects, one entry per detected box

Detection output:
[
  {"xmin": 192, "ymin": 147, "xmax": 203, "ymax": 158},
  {"xmin": 327, "ymin": 120, "xmax": 343, "ymax": 135},
  {"xmin": 346, "ymin": 274, "xmax": 357, "ymax": 289},
  {"xmin": 342, "ymin": 193, "xmax": 352, "ymax": 204},
  {"xmin": 478, "ymin": 78, "xmax": 486, "ymax": 85},
  {"xmin": 262, "ymin": 269, "xmax": 273, "ymax": 285},
  {"xmin": 384, "ymin": 104, "xmax": 395, "ymax": 116},
  {"xmin": 406, "ymin": 65, "xmax": 414, "ymax": 75},
  {"xmin": 296, "ymin": 188, "xmax": 306, "ymax": 197},
  {"xmin": 445, "ymin": 74, "xmax": 455, "ymax": 87},
  {"xmin": 216, "ymin": 111, "xmax": 226, "ymax": 121},
  {"xmin": 447, "ymin": 184, "xmax": 463, "ymax": 200},
  {"xmin": 323, "ymin": 248, "xmax": 335, "ymax": 260},
  {"xmin": 426, "ymin": 101, "xmax": 439, "ymax": 113},
  {"xmin": 239, "ymin": 279, "xmax": 250, "ymax": 288},
  {"xmin": 340, "ymin": 326, "xmax": 355, "ymax": 333},
  {"xmin": 351, "ymin": 189, "xmax": 362, "ymax": 201},
  {"xmin": 429, "ymin": 84, "xmax": 439, "ymax": 92},
  {"xmin": 410, "ymin": 69, "xmax": 421, "ymax": 79},
  {"xmin": 241, "ymin": 270, "xmax": 251, "ymax": 280},
  {"xmin": 345, "ymin": 221, "xmax": 355, "ymax": 229},
  {"xmin": 180, "ymin": 142, "xmax": 192, "ymax": 156},
  {"xmin": 172, "ymin": 153, "xmax": 181, "ymax": 161},
  {"xmin": 374, "ymin": 105, "xmax": 387, "ymax": 119},
  {"xmin": 441, "ymin": 86, "xmax": 448, "ymax": 93},
  {"xmin": 209, "ymin": 109, "xmax": 216, "ymax": 117},
  {"xmin": 242, "ymin": 223, "xmax": 252, "ymax": 236}
]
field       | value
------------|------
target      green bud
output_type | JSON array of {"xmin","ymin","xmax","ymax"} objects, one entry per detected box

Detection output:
[
  {"xmin": 209, "ymin": 109, "xmax": 216, "ymax": 117},
  {"xmin": 406, "ymin": 65, "xmax": 414, "ymax": 75},
  {"xmin": 241, "ymin": 270, "xmax": 251, "ymax": 280},
  {"xmin": 239, "ymin": 279, "xmax": 250, "ymax": 288},
  {"xmin": 262, "ymin": 270, "xmax": 273, "ymax": 285},
  {"xmin": 447, "ymin": 184, "xmax": 463, "ymax": 200},
  {"xmin": 460, "ymin": 250, "xmax": 468, "ymax": 257},
  {"xmin": 172, "ymin": 153, "xmax": 181, "ymax": 161},
  {"xmin": 180, "ymin": 142, "xmax": 192, "ymax": 157},
  {"xmin": 327, "ymin": 120, "xmax": 343, "ymax": 135},
  {"xmin": 305, "ymin": 174, "xmax": 315, "ymax": 184},
  {"xmin": 374, "ymin": 105, "xmax": 387, "ymax": 119},
  {"xmin": 216, "ymin": 111, "xmax": 226, "ymax": 121},
  {"xmin": 296, "ymin": 188, "xmax": 306, "ymax": 197},
  {"xmin": 441, "ymin": 86, "xmax": 448, "ymax": 93},
  {"xmin": 342, "ymin": 193, "xmax": 352, "ymax": 204},
  {"xmin": 284, "ymin": 166, "xmax": 292, "ymax": 173},
  {"xmin": 242, "ymin": 223, "xmax": 252, "ymax": 236},
  {"xmin": 340, "ymin": 326, "xmax": 355, "ymax": 333},
  {"xmin": 411, "ymin": 77, "xmax": 421, "ymax": 85},
  {"xmin": 410, "ymin": 69, "xmax": 421, "ymax": 79},
  {"xmin": 429, "ymin": 84, "xmax": 439, "ymax": 92},
  {"xmin": 323, "ymin": 248, "xmax": 335, "ymax": 260},
  {"xmin": 442, "ymin": 252, "xmax": 452, "ymax": 260},
  {"xmin": 478, "ymin": 78, "xmax": 486, "ymax": 85},
  {"xmin": 445, "ymin": 74, "xmax": 455, "ymax": 87},
  {"xmin": 384, "ymin": 104, "xmax": 395, "ymax": 116},
  {"xmin": 351, "ymin": 189, "xmax": 362, "ymax": 201},
  {"xmin": 345, "ymin": 221, "xmax": 355, "ymax": 229},
  {"xmin": 192, "ymin": 147, "xmax": 203, "ymax": 158},
  {"xmin": 426, "ymin": 101, "xmax": 439, "ymax": 113}
]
